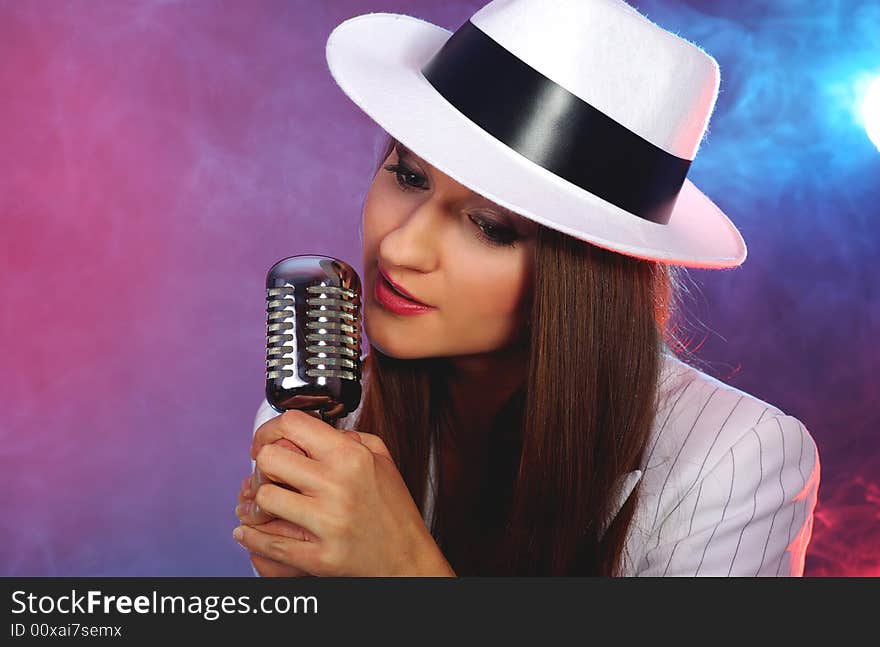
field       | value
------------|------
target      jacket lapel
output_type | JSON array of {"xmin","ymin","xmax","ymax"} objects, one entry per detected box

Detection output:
[{"xmin": 600, "ymin": 469, "xmax": 643, "ymax": 538}]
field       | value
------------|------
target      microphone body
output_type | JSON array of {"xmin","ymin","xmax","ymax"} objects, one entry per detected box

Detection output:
[
  {"xmin": 254, "ymin": 255, "xmax": 364, "ymax": 502},
  {"xmin": 265, "ymin": 254, "xmax": 363, "ymax": 423}
]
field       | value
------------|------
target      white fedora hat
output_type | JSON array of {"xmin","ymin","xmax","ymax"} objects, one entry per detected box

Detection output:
[{"xmin": 324, "ymin": 0, "xmax": 747, "ymax": 269}]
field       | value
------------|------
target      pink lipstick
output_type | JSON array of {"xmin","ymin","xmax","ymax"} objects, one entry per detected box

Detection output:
[{"xmin": 374, "ymin": 271, "xmax": 435, "ymax": 315}]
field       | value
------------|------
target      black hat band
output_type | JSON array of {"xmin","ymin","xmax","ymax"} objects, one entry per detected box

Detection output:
[{"xmin": 420, "ymin": 20, "xmax": 692, "ymax": 225}]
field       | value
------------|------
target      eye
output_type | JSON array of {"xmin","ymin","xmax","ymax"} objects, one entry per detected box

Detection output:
[
  {"xmin": 382, "ymin": 162, "xmax": 428, "ymax": 192},
  {"xmin": 468, "ymin": 214, "xmax": 519, "ymax": 248}
]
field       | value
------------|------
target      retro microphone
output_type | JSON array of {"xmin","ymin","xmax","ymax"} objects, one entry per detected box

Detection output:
[
  {"xmin": 255, "ymin": 254, "xmax": 364, "ymax": 491},
  {"xmin": 264, "ymin": 254, "xmax": 363, "ymax": 419}
]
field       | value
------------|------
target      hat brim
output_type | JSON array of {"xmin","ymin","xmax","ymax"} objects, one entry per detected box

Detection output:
[{"xmin": 325, "ymin": 13, "xmax": 747, "ymax": 269}]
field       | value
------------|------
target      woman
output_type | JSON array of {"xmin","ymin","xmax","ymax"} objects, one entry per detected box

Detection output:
[{"xmin": 233, "ymin": 0, "xmax": 820, "ymax": 576}]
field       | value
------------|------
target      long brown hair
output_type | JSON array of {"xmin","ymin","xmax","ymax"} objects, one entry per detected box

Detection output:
[{"xmin": 350, "ymin": 133, "xmax": 696, "ymax": 575}]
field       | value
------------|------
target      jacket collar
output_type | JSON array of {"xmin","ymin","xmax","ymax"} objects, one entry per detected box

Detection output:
[{"xmin": 600, "ymin": 470, "xmax": 643, "ymax": 538}]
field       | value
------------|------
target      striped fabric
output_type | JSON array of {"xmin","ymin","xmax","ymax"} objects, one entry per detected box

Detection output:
[
  {"xmin": 617, "ymin": 354, "xmax": 820, "ymax": 576},
  {"xmin": 250, "ymin": 352, "xmax": 820, "ymax": 576}
]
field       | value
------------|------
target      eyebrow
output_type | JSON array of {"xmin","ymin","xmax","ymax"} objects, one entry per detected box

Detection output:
[{"xmin": 393, "ymin": 141, "xmax": 532, "ymax": 227}]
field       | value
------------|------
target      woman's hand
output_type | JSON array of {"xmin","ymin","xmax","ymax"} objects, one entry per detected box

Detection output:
[
  {"xmin": 234, "ymin": 409, "xmax": 454, "ymax": 577},
  {"xmin": 234, "ymin": 416, "xmax": 332, "ymax": 576},
  {"xmin": 235, "ymin": 472, "xmax": 313, "ymax": 577}
]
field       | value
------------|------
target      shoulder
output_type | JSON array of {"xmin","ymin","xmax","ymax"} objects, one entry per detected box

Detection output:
[
  {"xmin": 644, "ymin": 352, "xmax": 794, "ymax": 482},
  {"xmin": 621, "ymin": 352, "xmax": 821, "ymax": 575}
]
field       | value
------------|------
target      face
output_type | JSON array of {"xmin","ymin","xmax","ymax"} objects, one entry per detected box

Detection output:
[{"xmin": 362, "ymin": 140, "xmax": 538, "ymax": 361}]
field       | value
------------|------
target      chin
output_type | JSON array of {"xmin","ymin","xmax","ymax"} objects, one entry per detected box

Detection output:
[
  {"xmin": 368, "ymin": 337, "xmax": 434, "ymax": 360},
  {"xmin": 363, "ymin": 314, "xmax": 430, "ymax": 360}
]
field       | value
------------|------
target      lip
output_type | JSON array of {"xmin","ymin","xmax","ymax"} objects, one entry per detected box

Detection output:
[
  {"xmin": 378, "ymin": 269, "xmax": 428, "ymax": 304},
  {"xmin": 375, "ymin": 271, "xmax": 435, "ymax": 315}
]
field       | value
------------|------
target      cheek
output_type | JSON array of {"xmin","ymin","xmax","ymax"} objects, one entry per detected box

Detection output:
[{"xmin": 450, "ymin": 249, "xmax": 532, "ymax": 322}]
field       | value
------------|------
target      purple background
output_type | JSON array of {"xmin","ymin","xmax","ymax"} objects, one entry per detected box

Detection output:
[{"xmin": 1, "ymin": 0, "xmax": 877, "ymax": 576}]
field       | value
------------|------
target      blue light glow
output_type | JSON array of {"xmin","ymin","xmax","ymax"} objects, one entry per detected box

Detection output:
[{"xmin": 862, "ymin": 75, "xmax": 880, "ymax": 150}]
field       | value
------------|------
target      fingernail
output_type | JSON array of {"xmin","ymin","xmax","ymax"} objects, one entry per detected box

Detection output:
[
  {"xmin": 232, "ymin": 526, "xmax": 244, "ymax": 542},
  {"xmin": 235, "ymin": 502, "xmax": 251, "ymax": 518}
]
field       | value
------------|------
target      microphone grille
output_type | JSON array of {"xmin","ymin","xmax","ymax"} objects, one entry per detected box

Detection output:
[{"xmin": 265, "ymin": 255, "xmax": 362, "ymax": 418}]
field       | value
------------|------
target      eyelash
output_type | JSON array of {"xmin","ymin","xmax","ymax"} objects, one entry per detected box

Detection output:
[{"xmin": 382, "ymin": 162, "xmax": 519, "ymax": 248}]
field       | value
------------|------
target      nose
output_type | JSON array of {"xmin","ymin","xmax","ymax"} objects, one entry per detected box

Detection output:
[{"xmin": 378, "ymin": 201, "xmax": 443, "ymax": 273}]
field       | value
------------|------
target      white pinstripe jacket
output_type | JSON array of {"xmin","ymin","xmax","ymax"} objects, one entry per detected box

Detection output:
[{"xmin": 251, "ymin": 351, "xmax": 820, "ymax": 577}]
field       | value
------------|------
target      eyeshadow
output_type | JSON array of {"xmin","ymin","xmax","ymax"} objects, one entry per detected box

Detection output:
[{"xmin": 392, "ymin": 140, "xmax": 533, "ymax": 231}]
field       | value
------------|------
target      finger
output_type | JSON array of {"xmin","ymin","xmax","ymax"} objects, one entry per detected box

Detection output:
[
  {"xmin": 233, "ymin": 517, "xmax": 312, "ymax": 576},
  {"xmin": 252, "ymin": 482, "xmax": 323, "ymax": 535},
  {"xmin": 237, "ymin": 514, "xmax": 318, "ymax": 551},
  {"xmin": 233, "ymin": 523, "xmax": 322, "ymax": 574},
  {"xmin": 255, "ymin": 516, "xmax": 317, "ymax": 542},
  {"xmin": 273, "ymin": 437, "xmax": 306, "ymax": 454},
  {"xmin": 250, "ymin": 553, "xmax": 311, "ymax": 578},
  {"xmin": 237, "ymin": 474, "xmax": 276, "ymax": 525},
  {"xmin": 240, "ymin": 466, "xmax": 324, "ymax": 526},
  {"xmin": 238, "ymin": 475, "xmax": 257, "ymax": 509},
  {"xmin": 252, "ymin": 409, "xmax": 349, "ymax": 463},
  {"xmin": 250, "ymin": 423, "xmax": 309, "ymax": 473},
  {"xmin": 246, "ymin": 465, "xmax": 322, "ymax": 525},
  {"xmin": 240, "ymin": 472, "xmax": 261, "ymax": 499},
  {"xmin": 255, "ymin": 443, "xmax": 326, "ymax": 496},
  {"xmin": 251, "ymin": 409, "xmax": 337, "ymax": 461},
  {"xmin": 250, "ymin": 412, "xmax": 309, "ymax": 461},
  {"xmin": 237, "ymin": 499, "xmax": 272, "ymax": 528},
  {"xmin": 251, "ymin": 467, "xmax": 295, "ymax": 516},
  {"xmin": 251, "ymin": 436, "xmax": 309, "ymax": 493},
  {"xmin": 238, "ymin": 500, "xmax": 275, "ymax": 526}
]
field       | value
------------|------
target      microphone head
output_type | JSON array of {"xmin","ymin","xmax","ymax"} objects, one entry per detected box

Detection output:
[{"xmin": 265, "ymin": 255, "xmax": 362, "ymax": 421}]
